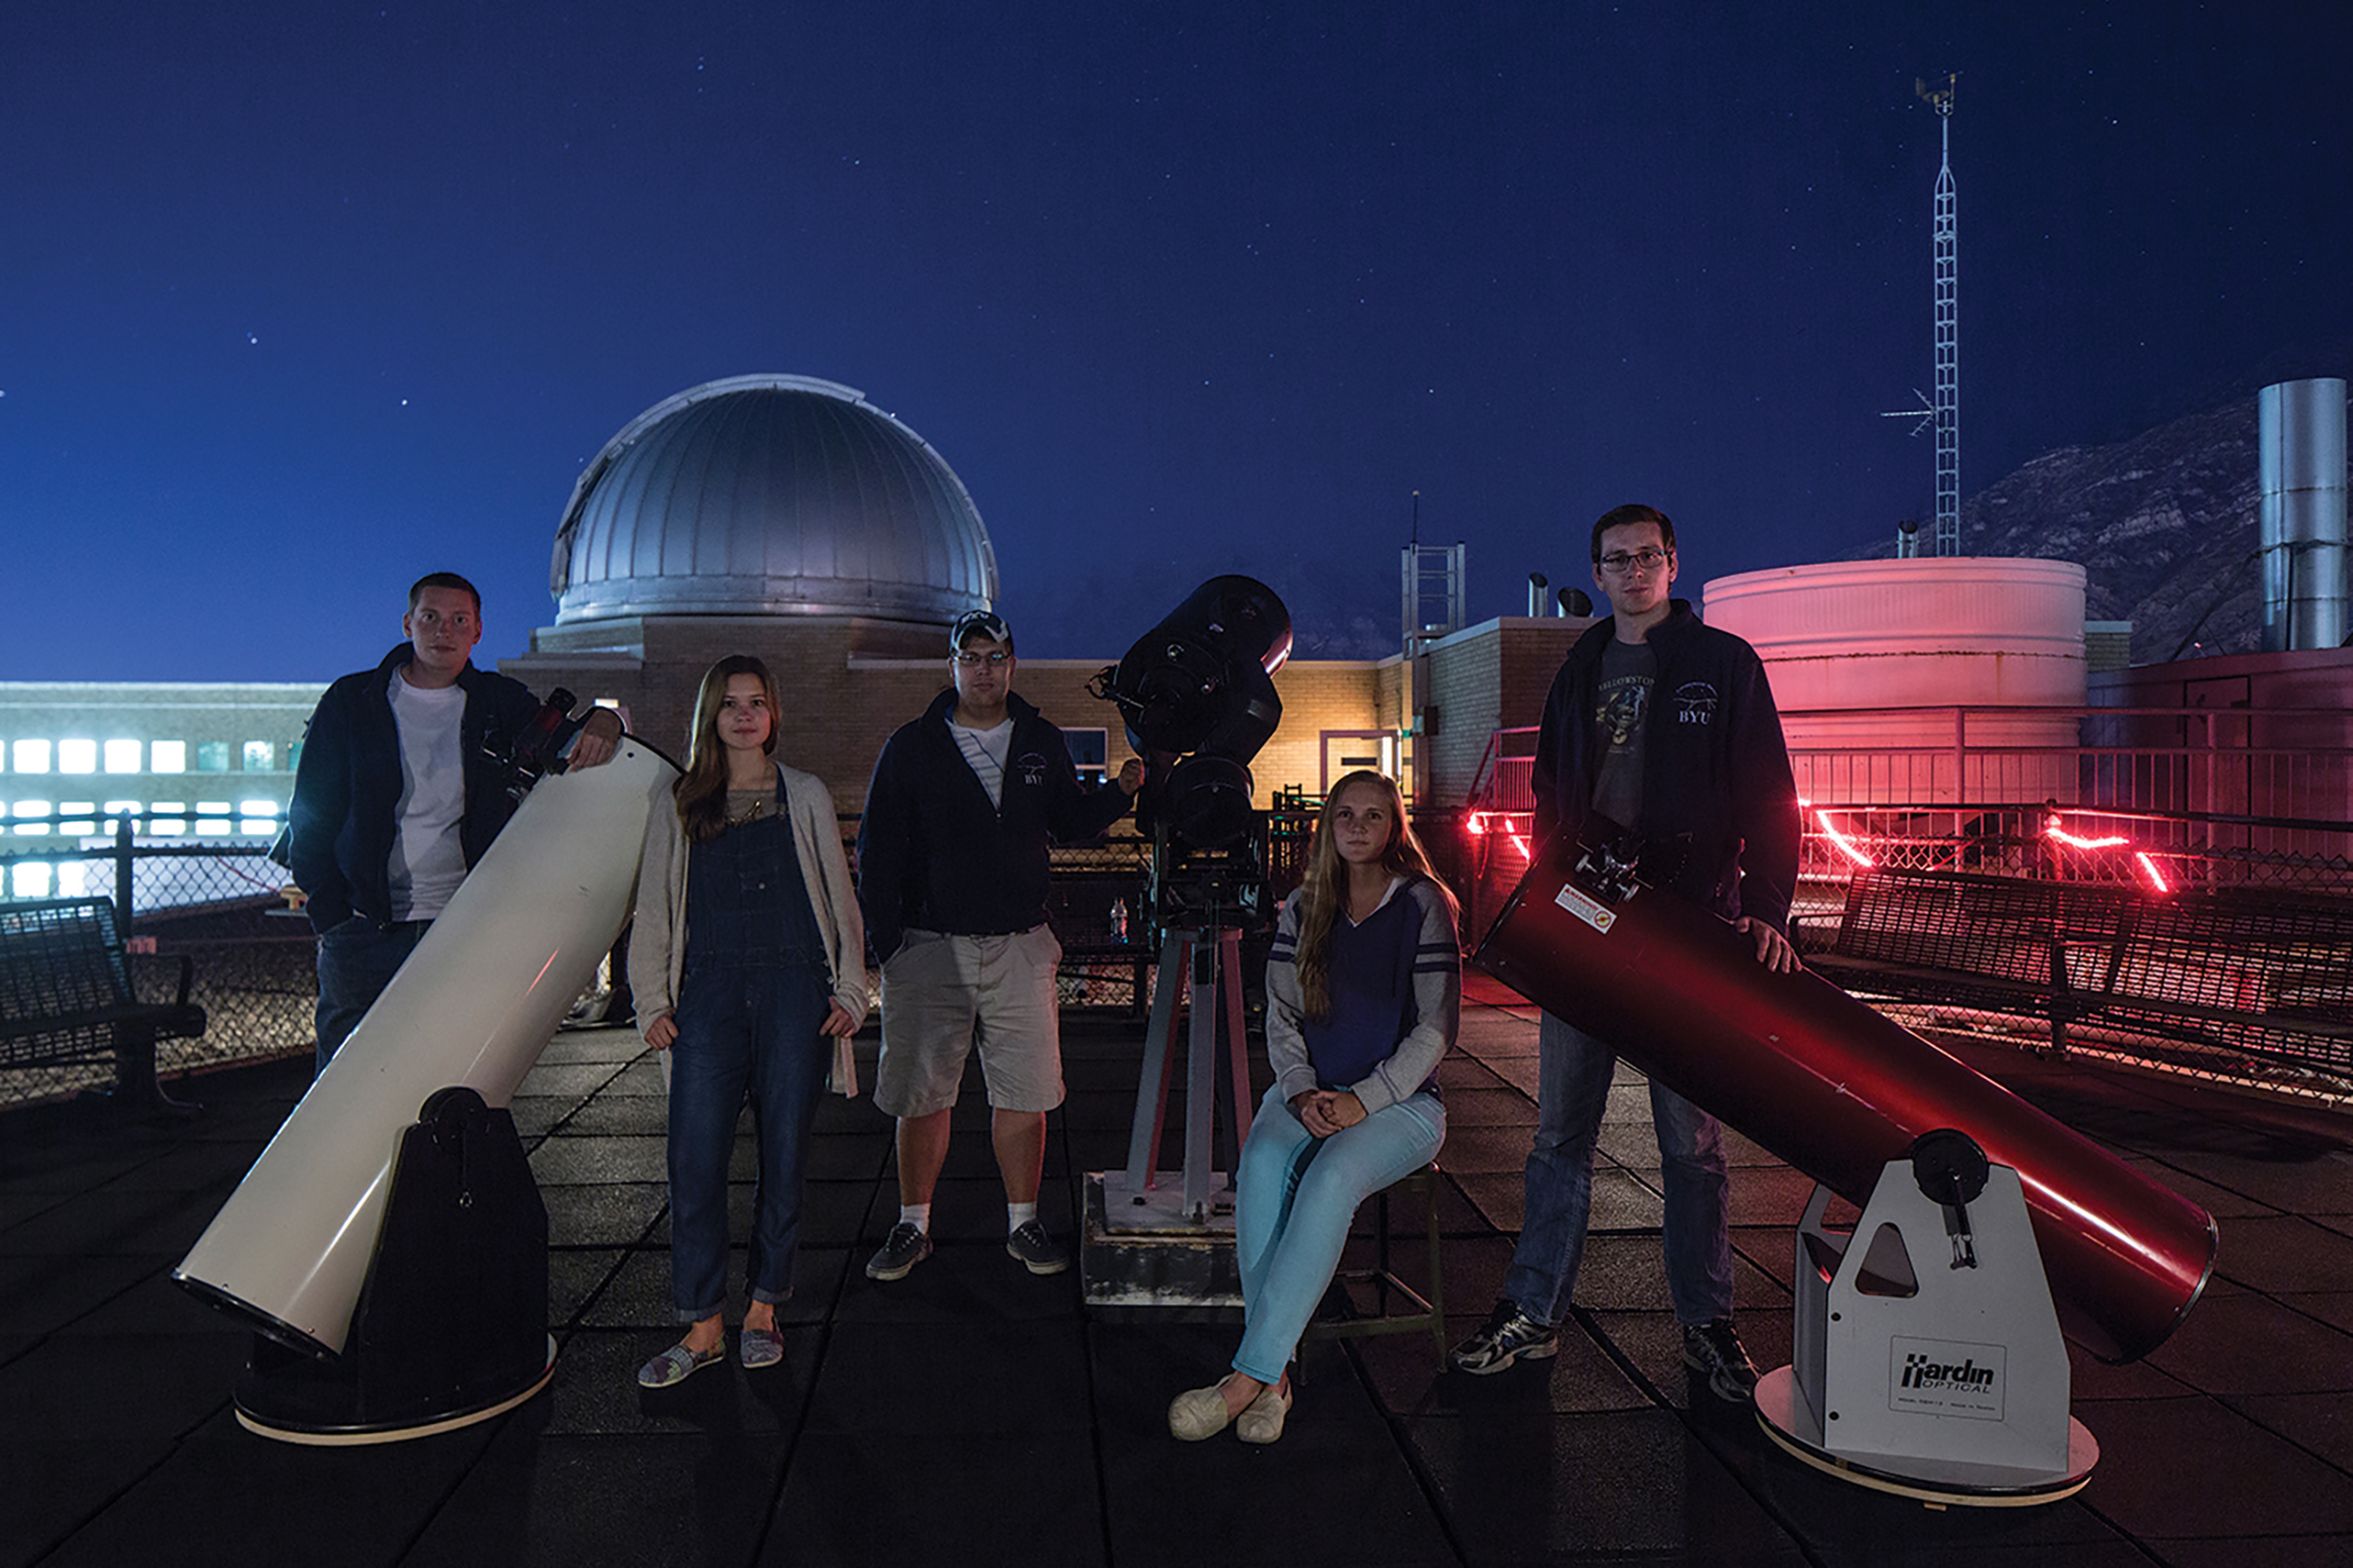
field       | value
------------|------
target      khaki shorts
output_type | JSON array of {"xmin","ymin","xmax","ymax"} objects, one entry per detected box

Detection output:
[{"xmin": 875, "ymin": 925, "xmax": 1065, "ymax": 1117}]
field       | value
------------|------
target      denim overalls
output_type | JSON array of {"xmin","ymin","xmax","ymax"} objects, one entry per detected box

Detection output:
[{"xmin": 665, "ymin": 782, "xmax": 833, "ymax": 1322}]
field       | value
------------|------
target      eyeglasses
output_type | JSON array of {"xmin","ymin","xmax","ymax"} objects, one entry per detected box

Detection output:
[
  {"xmin": 1596, "ymin": 548, "xmax": 1671, "ymax": 575},
  {"xmin": 953, "ymin": 651, "xmax": 1011, "ymax": 669}
]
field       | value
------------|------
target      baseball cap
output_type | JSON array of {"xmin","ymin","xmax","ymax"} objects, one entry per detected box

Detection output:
[{"xmin": 951, "ymin": 609, "xmax": 1014, "ymax": 651}]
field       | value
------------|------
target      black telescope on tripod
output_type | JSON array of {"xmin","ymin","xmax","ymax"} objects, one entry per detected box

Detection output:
[
  {"xmin": 1086, "ymin": 576, "xmax": 1291, "ymax": 1243},
  {"xmin": 1092, "ymin": 574, "xmax": 1292, "ymax": 938}
]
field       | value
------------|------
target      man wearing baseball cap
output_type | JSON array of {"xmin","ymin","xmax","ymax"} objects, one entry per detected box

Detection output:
[{"xmin": 856, "ymin": 610, "xmax": 1144, "ymax": 1280}]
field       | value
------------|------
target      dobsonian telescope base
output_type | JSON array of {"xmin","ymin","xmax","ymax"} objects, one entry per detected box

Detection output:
[
  {"xmin": 1082, "ymin": 927, "xmax": 1252, "ymax": 1308},
  {"xmin": 233, "ymin": 1086, "xmax": 555, "ymax": 1445},
  {"xmin": 1755, "ymin": 1147, "xmax": 2097, "ymax": 1507}
]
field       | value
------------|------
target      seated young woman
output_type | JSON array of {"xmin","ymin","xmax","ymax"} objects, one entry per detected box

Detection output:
[
  {"xmin": 630, "ymin": 655, "xmax": 867, "ymax": 1387},
  {"xmin": 1167, "ymin": 768, "xmax": 1460, "ymax": 1443}
]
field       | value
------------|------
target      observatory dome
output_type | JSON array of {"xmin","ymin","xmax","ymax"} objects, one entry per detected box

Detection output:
[{"xmin": 550, "ymin": 375, "xmax": 998, "ymax": 626}]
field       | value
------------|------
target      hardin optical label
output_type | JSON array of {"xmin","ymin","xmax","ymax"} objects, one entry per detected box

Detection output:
[
  {"xmin": 1888, "ymin": 1335, "xmax": 2005, "ymax": 1420},
  {"xmin": 1553, "ymin": 884, "xmax": 1616, "ymax": 933}
]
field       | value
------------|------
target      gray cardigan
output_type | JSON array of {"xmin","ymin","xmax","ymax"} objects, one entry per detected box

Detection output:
[{"xmin": 628, "ymin": 762, "xmax": 871, "ymax": 1032}]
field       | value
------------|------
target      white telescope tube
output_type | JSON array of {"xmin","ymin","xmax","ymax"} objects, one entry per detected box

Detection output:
[{"xmin": 175, "ymin": 739, "xmax": 678, "ymax": 1354}]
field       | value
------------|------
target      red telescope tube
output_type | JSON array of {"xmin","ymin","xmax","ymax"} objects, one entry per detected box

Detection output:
[{"xmin": 1475, "ymin": 846, "xmax": 2217, "ymax": 1363}]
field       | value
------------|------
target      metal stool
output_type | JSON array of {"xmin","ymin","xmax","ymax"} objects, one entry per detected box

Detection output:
[{"xmin": 1307, "ymin": 1160, "xmax": 1446, "ymax": 1362}]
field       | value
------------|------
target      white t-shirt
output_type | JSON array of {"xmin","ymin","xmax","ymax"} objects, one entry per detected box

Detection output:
[
  {"xmin": 387, "ymin": 677, "xmax": 469, "ymax": 920},
  {"xmin": 951, "ymin": 717, "xmax": 1015, "ymax": 809}
]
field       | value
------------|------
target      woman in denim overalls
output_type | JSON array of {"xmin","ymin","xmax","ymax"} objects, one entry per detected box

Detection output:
[{"xmin": 629, "ymin": 656, "xmax": 868, "ymax": 1387}]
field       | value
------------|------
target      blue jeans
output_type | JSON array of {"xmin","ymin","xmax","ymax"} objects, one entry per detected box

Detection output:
[
  {"xmin": 1232, "ymin": 1084, "xmax": 1444, "ymax": 1385},
  {"xmin": 314, "ymin": 918, "xmax": 430, "ymax": 1075},
  {"xmin": 665, "ymin": 960, "xmax": 831, "ymax": 1322},
  {"xmin": 1501, "ymin": 1010, "xmax": 1734, "ymax": 1329}
]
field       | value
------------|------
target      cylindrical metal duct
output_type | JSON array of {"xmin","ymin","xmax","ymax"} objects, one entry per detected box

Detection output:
[
  {"xmin": 2258, "ymin": 378, "xmax": 2349, "ymax": 652},
  {"xmin": 1526, "ymin": 573, "xmax": 1549, "ymax": 617}
]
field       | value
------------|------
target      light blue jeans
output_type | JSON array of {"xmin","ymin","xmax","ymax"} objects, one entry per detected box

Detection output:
[
  {"xmin": 1501, "ymin": 1010, "xmax": 1734, "ymax": 1329},
  {"xmin": 1232, "ymin": 1084, "xmax": 1445, "ymax": 1385}
]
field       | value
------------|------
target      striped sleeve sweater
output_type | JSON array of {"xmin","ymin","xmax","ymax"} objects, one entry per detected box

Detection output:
[{"xmin": 1265, "ymin": 876, "xmax": 1460, "ymax": 1114}]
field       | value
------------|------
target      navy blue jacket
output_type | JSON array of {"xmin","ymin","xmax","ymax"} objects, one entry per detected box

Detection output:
[
  {"xmin": 288, "ymin": 644, "xmax": 546, "ymax": 934},
  {"xmin": 857, "ymin": 689, "xmax": 1135, "ymax": 962},
  {"xmin": 1531, "ymin": 601, "xmax": 1801, "ymax": 931}
]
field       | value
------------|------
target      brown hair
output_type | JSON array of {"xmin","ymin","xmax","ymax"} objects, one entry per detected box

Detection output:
[
  {"xmin": 1293, "ymin": 770, "xmax": 1459, "ymax": 1022},
  {"xmin": 407, "ymin": 571, "xmax": 482, "ymax": 616},
  {"xmin": 675, "ymin": 654, "xmax": 780, "ymax": 844},
  {"xmin": 1589, "ymin": 504, "xmax": 1676, "ymax": 562}
]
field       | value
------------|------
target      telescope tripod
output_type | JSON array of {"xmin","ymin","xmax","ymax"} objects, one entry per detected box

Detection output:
[{"xmin": 1122, "ymin": 926, "xmax": 1254, "ymax": 1218}]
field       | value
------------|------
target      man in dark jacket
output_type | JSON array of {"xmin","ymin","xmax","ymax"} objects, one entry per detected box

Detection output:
[
  {"xmin": 858, "ymin": 610, "xmax": 1143, "ymax": 1281},
  {"xmin": 289, "ymin": 572, "xmax": 619, "ymax": 1073},
  {"xmin": 1450, "ymin": 505, "xmax": 1801, "ymax": 1402}
]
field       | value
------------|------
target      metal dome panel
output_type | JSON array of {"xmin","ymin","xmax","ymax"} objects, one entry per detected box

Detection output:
[{"xmin": 551, "ymin": 375, "xmax": 998, "ymax": 625}]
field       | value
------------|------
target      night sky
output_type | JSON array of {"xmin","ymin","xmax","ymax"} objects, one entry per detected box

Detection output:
[{"xmin": 7, "ymin": 2, "xmax": 2348, "ymax": 682}]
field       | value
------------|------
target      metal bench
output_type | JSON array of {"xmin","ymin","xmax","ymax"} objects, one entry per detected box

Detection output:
[
  {"xmin": 0, "ymin": 897, "xmax": 206, "ymax": 1110},
  {"xmin": 1803, "ymin": 869, "xmax": 2135, "ymax": 1051},
  {"xmin": 2103, "ymin": 886, "xmax": 2353, "ymax": 1077},
  {"xmin": 1806, "ymin": 869, "xmax": 2353, "ymax": 1083}
]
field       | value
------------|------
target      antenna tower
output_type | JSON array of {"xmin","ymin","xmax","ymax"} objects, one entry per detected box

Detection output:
[
  {"xmin": 1924, "ymin": 73, "xmax": 1960, "ymax": 555},
  {"xmin": 1879, "ymin": 73, "xmax": 1960, "ymax": 555}
]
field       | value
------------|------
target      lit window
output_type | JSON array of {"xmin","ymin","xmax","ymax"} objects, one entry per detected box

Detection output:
[
  {"xmin": 287, "ymin": 740, "xmax": 304, "ymax": 771},
  {"xmin": 240, "ymin": 798, "xmax": 279, "ymax": 816},
  {"xmin": 10, "ymin": 862, "xmax": 50, "ymax": 897},
  {"xmin": 59, "ymin": 740, "xmax": 98, "ymax": 773},
  {"xmin": 12, "ymin": 800, "xmax": 51, "ymax": 836},
  {"xmin": 151, "ymin": 802, "xmax": 186, "ymax": 836},
  {"xmin": 151, "ymin": 740, "xmax": 186, "ymax": 773},
  {"xmin": 105, "ymin": 740, "xmax": 143, "ymax": 773},
  {"xmin": 60, "ymin": 801, "xmax": 96, "ymax": 835},
  {"xmin": 103, "ymin": 799, "xmax": 142, "ymax": 824},
  {"xmin": 195, "ymin": 742, "xmax": 229, "ymax": 773},
  {"xmin": 57, "ymin": 862, "xmax": 87, "ymax": 895},
  {"xmin": 12, "ymin": 740, "xmax": 50, "ymax": 774},
  {"xmin": 1065, "ymin": 728, "xmax": 1110, "ymax": 785},
  {"xmin": 243, "ymin": 741, "xmax": 274, "ymax": 771}
]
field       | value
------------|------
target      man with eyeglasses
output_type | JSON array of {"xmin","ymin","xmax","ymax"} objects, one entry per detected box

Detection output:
[
  {"xmin": 857, "ymin": 610, "xmax": 1145, "ymax": 1282},
  {"xmin": 1451, "ymin": 504, "xmax": 1801, "ymax": 1403}
]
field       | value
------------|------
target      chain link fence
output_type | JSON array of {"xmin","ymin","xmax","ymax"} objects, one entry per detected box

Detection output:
[
  {"xmin": 11, "ymin": 775, "xmax": 2348, "ymax": 1110},
  {"xmin": 1, "ymin": 821, "xmax": 314, "ymax": 1107}
]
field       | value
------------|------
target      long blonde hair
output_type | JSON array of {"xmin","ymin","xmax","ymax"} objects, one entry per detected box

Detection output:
[
  {"xmin": 1294, "ymin": 770, "xmax": 1458, "ymax": 1022},
  {"xmin": 675, "ymin": 654, "xmax": 780, "ymax": 844}
]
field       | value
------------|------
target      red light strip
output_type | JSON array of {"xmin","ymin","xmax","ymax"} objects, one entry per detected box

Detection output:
[
  {"xmin": 1812, "ymin": 807, "xmax": 1877, "ymax": 869},
  {"xmin": 2047, "ymin": 825, "xmax": 2129, "ymax": 851}
]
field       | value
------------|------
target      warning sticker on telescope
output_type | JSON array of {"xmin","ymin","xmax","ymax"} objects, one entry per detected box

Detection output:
[
  {"xmin": 1888, "ymin": 1335, "xmax": 2006, "ymax": 1420},
  {"xmin": 1553, "ymin": 885, "xmax": 1616, "ymax": 933}
]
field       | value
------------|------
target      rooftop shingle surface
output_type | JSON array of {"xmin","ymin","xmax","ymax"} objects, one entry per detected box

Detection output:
[{"xmin": 5, "ymin": 978, "xmax": 2348, "ymax": 1567}]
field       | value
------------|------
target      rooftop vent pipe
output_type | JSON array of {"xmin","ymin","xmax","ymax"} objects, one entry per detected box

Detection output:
[
  {"xmin": 1527, "ymin": 573, "xmax": 1549, "ymax": 617},
  {"xmin": 2258, "ymin": 378, "xmax": 2348, "ymax": 651}
]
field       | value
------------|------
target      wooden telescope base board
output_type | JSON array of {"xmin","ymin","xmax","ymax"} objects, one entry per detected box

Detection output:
[
  {"xmin": 1754, "ymin": 1366, "xmax": 2097, "ymax": 1509},
  {"xmin": 234, "ymin": 1336, "xmax": 556, "ymax": 1448}
]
